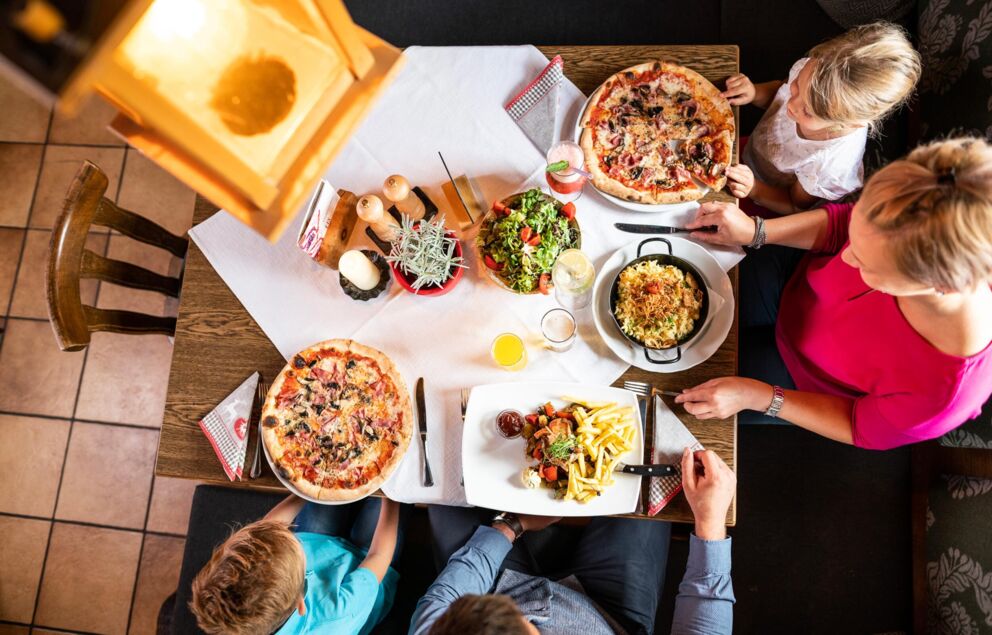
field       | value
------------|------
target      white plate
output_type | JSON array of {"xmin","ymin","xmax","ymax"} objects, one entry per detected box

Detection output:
[
  {"xmin": 261, "ymin": 421, "xmax": 372, "ymax": 506},
  {"xmin": 462, "ymin": 382, "xmax": 642, "ymax": 517},
  {"xmin": 592, "ymin": 237, "xmax": 734, "ymax": 373},
  {"xmin": 572, "ymin": 94, "xmax": 707, "ymax": 214}
]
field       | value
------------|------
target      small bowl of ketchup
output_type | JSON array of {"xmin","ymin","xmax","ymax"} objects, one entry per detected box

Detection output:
[{"xmin": 496, "ymin": 409, "xmax": 524, "ymax": 438}]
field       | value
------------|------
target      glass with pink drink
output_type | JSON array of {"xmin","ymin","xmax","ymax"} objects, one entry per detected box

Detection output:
[{"xmin": 545, "ymin": 140, "xmax": 587, "ymax": 195}]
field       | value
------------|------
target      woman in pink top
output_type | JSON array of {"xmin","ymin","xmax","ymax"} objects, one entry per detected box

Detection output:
[{"xmin": 676, "ymin": 137, "xmax": 992, "ymax": 450}]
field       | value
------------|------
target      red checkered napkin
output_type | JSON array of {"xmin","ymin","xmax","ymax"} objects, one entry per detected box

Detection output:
[
  {"xmin": 198, "ymin": 372, "xmax": 258, "ymax": 481},
  {"xmin": 648, "ymin": 397, "xmax": 704, "ymax": 516},
  {"xmin": 505, "ymin": 55, "xmax": 563, "ymax": 154}
]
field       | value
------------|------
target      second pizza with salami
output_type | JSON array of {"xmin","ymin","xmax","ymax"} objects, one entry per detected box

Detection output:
[
  {"xmin": 261, "ymin": 339, "xmax": 413, "ymax": 502},
  {"xmin": 579, "ymin": 61, "xmax": 735, "ymax": 205}
]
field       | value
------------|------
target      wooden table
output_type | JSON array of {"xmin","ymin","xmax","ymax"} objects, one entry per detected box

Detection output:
[{"xmin": 159, "ymin": 45, "xmax": 740, "ymax": 525}]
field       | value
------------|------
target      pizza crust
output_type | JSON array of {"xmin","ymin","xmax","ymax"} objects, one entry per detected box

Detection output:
[{"xmin": 261, "ymin": 338, "xmax": 413, "ymax": 504}]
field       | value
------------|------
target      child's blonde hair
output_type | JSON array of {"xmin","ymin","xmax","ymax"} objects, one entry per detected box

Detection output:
[
  {"xmin": 190, "ymin": 519, "xmax": 305, "ymax": 635},
  {"xmin": 805, "ymin": 22, "xmax": 921, "ymax": 133},
  {"xmin": 858, "ymin": 137, "xmax": 992, "ymax": 293}
]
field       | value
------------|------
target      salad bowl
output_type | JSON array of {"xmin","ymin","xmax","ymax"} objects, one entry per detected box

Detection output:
[{"xmin": 476, "ymin": 189, "xmax": 581, "ymax": 295}]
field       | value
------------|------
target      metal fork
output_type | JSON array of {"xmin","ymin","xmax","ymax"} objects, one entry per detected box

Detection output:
[
  {"xmin": 249, "ymin": 380, "xmax": 270, "ymax": 479},
  {"xmin": 459, "ymin": 388, "xmax": 470, "ymax": 486},
  {"xmin": 623, "ymin": 380, "xmax": 651, "ymax": 433}
]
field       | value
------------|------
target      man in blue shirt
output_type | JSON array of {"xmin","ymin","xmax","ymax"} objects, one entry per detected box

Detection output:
[{"xmin": 411, "ymin": 448, "xmax": 736, "ymax": 635}]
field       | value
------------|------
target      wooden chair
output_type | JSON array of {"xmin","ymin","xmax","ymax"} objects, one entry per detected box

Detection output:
[{"xmin": 46, "ymin": 160, "xmax": 188, "ymax": 352}]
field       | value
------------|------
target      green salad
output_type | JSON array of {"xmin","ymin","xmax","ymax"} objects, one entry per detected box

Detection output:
[{"xmin": 478, "ymin": 189, "xmax": 580, "ymax": 294}]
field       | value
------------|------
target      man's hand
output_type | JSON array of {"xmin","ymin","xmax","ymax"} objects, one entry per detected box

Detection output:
[
  {"xmin": 681, "ymin": 448, "xmax": 736, "ymax": 541},
  {"xmin": 721, "ymin": 74, "xmax": 755, "ymax": 105},
  {"xmin": 675, "ymin": 377, "xmax": 773, "ymax": 420},
  {"xmin": 491, "ymin": 513, "xmax": 560, "ymax": 543},
  {"xmin": 518, "ymin": 514, "xmax": 561, "ymax": 532},
  {"xmin": 685, "ymin": 202, "xmax": 756, "ymax": 247},
  {"xmin": 725, "ymin": 164, "xmax": 754, "ymax": 199}
]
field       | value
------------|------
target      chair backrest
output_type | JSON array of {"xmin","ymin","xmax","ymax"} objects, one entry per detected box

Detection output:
[{"xmin": 46, "ymin": 160, "xmax": 189, "ymax": 352}]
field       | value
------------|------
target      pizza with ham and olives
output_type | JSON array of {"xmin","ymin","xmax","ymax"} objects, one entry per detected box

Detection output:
[
  {"xmin": 261, "ymin": 339, "xmax": 413, "ymax": 502},
  {"xmin": 579, "ymin": 61, "xmax": 735, "ymax": 205}
]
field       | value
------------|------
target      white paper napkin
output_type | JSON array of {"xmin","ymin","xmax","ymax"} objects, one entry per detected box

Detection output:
[{"xmin": 648, "ymin": 395, "xmax": 704, "ymax": 516}]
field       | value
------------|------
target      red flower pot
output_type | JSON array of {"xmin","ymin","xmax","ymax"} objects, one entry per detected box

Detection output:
[{"xmin": 389, "ymin": 234, "xmax": 465, "ymax": 297}]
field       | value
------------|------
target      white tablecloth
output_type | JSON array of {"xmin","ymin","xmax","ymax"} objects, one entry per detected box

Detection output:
[{"xmin": 189, "ymin": 46, "xmax": 744, "ymax": 506}]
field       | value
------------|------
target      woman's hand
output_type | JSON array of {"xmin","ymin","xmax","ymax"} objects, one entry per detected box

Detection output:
[
  {"xmin": 721, "ymin": 73, "xmax": 756, "ymax": 106},
  {"xmin": 675, "ymin": 377, "xmax": 772, "ymax": 419},
  {"xmin": 725, "ymin": 164, "xmax": 754, "ymax": 199},
  {"xmin": 685, "ymin": 201, "xmax": 756, "ymax": 247}
]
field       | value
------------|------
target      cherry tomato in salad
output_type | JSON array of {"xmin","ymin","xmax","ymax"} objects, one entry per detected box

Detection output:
[
  {"xmin": 483, "ymin": 254, "xmax": 503, "ymax": 270},
  {"xmin": 527, "ymin": 234, "xmax": 541, "ymax": 246},
  {"xmin": 538, "ymin": 273, "xmax": 551, "ymax": 295},
  {"xmin": 560, "ymin": 201, "xmax": 576, "ymax": 220},
  {"xmin": 519, "ymin": 226, "xmax": 533, "ymax": 242},
  {"xmin": 492, "ymin": 200, "xmax": 510, "ymax": 215}
]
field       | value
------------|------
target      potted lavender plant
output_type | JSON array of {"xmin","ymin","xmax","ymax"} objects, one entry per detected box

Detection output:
[{"xmin": 386, "ymin": 215, "xmax": 467, "ymax": 296}]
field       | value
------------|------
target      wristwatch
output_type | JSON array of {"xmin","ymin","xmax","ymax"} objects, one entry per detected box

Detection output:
[
  {"xmin": 492, "ymin": 512, "xmax": 524, "ymax": 541},
  {"xmin": 764, "ymin": 385, "xmax": 785, "ymax": 418}
]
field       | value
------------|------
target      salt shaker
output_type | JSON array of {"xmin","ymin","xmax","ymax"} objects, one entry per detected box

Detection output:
[
  {"xmin": 356, "ymin": 194, "xmax": 399, "ymax": 242},
  {"xmin": 382, "ymin": 174, "xmax": 425, "ymax": 220}
]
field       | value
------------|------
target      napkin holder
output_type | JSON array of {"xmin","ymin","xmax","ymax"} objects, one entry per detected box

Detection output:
[{"xmin": 297, "ymin": 180, "xmax": 359, "ymax": 270}]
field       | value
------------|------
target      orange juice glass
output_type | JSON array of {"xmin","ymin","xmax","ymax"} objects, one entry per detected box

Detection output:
[{"xmin": 491, "ymin": 333, "xmax": 527, "ymax": 371}]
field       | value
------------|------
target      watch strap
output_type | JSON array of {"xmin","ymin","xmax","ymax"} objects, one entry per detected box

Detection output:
[{"xmin": 493, "ymin": 512, "xmax": 524, "ymax": 540}]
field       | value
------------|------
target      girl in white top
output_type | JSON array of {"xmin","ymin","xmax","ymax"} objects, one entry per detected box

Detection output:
[{"xmin": 722, "ymin": 22, "xmax": 921, "ymax": 214}]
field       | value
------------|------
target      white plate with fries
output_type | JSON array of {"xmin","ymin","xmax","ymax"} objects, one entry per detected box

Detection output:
[{"xmin": 462, "ymin": 382, "xmax": 643, "ymax": 517}]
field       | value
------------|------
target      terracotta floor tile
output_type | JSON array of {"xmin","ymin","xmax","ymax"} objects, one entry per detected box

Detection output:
[
  {"xmin": 128, "ymin": 535, "xmax": 184, "ymax": 635},
  {"xmin": 0, "ymin": 515, "xmax": 51, "ymax": 623},
  {"xmin": 96, "ymin": 233, "xmax": 180, "ymax": 317},
  {"xmin": 0, "ymin": 77, "xmax": 50, "ymax": 143},
  {"xmin": 0, "ymin": 319, "xmax": 84, "ymax": 418},
  {"xmin": 0, "ymin": 415, "xmax": 70, "ymax": 516},
  {"xmin": 35, "ymin": 523, "xmax": 142, "ymax": 635},
  {"xmin": 146, "ymin": 477, "xmax": 198, "ymax": 535},
  {"xmin": 0, "ymin": 625, "xmax": 30, "ymax": 634},
  {"xmin": 29, "ymin": 145, "xmax": 125, "ymax": 231},
  {"xmin": 9, "ymin": 230, "xmax": 107, "ymax": 320},
  {"xmin": 55, "ymin": 422, "xmax": 157, "ymax": 529},
  {"xmin": 0, "ymin": 228, "xmax": 25, "ymax": 314},
  {"xmin": 117, "ymin": 149, "xmax": 196, "ymax": 236},
  {"xmin": 49, "ymin": 96, "xmax": 125, "ymax": 147},
  {"xmin": 0, "ymin": 143, "xmax": 44, "ymax": 227},
  {"xmin": 74, "ymin": 331, "xmax": 173, "ymax": 427}
]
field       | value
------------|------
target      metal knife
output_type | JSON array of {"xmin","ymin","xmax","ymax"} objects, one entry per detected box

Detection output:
[
  {"xmin": 614, "ymin": 222, "xmax": 716, "ymax": 234},
  {"xmin": 614, "ymin": 462, "xmax": 676, "ymax": 476},
  {"xmin": 415, "ymin": 378, "xmax": 434, "ymax": 487}
]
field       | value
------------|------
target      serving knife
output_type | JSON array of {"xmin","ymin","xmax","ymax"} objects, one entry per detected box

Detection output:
[
  {"xmin": 614, "ymin": 462, "xmax": 676, "ymax": 476},
  {"xmin": 614, "ymin": 222, "xmax": 716, "ymax": 234},
  {"xmin": 415, "ymin": 378, "xmax": 434, "ymax": 487}
]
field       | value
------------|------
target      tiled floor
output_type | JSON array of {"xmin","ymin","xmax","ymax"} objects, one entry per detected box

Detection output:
[{"xmin": 0, "ymin": 76, "xmax": 198, "ymax": 635}]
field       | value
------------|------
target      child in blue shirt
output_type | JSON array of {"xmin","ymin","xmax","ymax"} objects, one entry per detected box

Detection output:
[{"xmin": 191, "ymin": 494, "xmax": 404, "ymax": 635}]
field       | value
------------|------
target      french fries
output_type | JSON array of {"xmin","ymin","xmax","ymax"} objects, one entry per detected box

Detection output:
[{"xmin": 563, "ymin": 399, "xmax": 636, "ymax": 503}]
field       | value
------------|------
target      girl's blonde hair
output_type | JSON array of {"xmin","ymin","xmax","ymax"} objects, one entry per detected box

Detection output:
[
  {"xmin": 190, "ymin": 519, "xmax": 305, "ymax": 635},
  {"xmin": 806, "ymin": 22, "xmax": 921, "ymax": 132},
  {"xmin": 858, "ymin": 137, "xmax": 992, "ymax": 293}
]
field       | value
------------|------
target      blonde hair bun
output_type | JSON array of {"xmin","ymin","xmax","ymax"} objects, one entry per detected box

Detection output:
[
  {"xmin": 859, "ymin": 137, "xmax": 992, "ymax": 293},
  {"xmin": 806, "ymin": 22, "xmax": 921, "ymax": 132}
]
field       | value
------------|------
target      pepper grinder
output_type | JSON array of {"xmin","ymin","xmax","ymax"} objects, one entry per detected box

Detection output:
[
  {"xmin": 356, "ymin": 194, "xmax": 399, "ymax": 242},
  {"xmin": 382, "ymin": 174, "xmax": 425, "ymax": 220}
]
